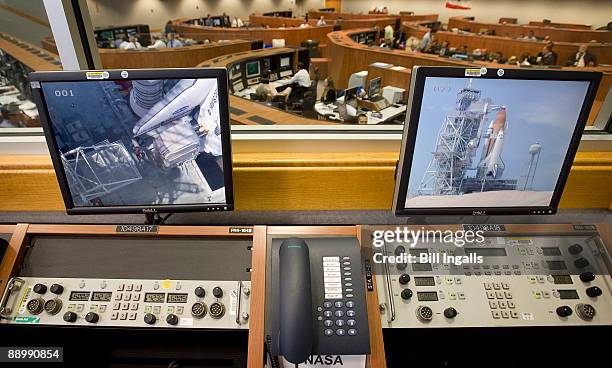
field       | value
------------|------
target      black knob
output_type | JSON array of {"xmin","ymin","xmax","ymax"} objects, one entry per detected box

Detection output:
[
  {"xmin": 85, "ymin": 312, "xmax": 99, "ymax": 324},
  {"xmin": 580, "ymin": 272, "xmax": 595, "ymax": 283},
  {"xmin": 398, "ymin": 274, "xmax": 411, "ymax": 285},
  {"xmin": 394, "ymin": 245, "xmax": 406, "ymax": 257},
  {"xmin": 63, "ymin": 311, "xmax": 77, "ymax": 323},
  {"xmin": 33, "ymin": 283, "xmax": 47, "ymax": 294},
  {"xmin": 444, "ymin": 307, "xmax": 458, "ymax": 319},
  {"xmin": 212, "ymin": 287, "xmax": 223, "ymax": 298},
  {"xmin": 144, "ymin": 313, "xmax": 157, "ymax": 325},
  {"xmin": 574, "ymin": 257, "xmax": 589, "ymax": 269},
  {"xmin": 568, "ymin": 243, "xmax": 583, "ymax": 255},
  {"xmin": 50, "ymin": 284, "xmax": 64, "ymax": 295},
  {"xmin": 194, "ymin": 286, "xmax": 206, "ymax": 298},
  {"xmin": 400, "ymin": 289, "xmax": 413, "ymax": 300},
  {"xmin": 396, "ymin": 262, "xmax": 407, "ymax": 270},
  {"xmin": 556, "ymin": 305, "xmax": 573, "ymax": 317},
  {"xmin": 166, "ymin": 314, "xmax": 179, "ymax": 325},
  {"xmin": 586, "ymin": 286, "xmax": 602, "ymax": 298}
]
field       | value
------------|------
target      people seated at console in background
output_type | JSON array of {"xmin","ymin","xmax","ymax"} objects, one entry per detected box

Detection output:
[
  {"xmin": 537, "ymin": 42, "xmax": 557, "ymax": 65},
  {"xmin": 120, "ymin": 36, "xmax": 141, "ymax": 50},
  {"xmin": 320, "ymin": 78, "xmax": 338, "ymax": 103},
  {"xmin": 148, "ymin": 35, "xmax": 167, "ymax": 49},
  {"xmin": 357, "ymin": 113, "xmax": 368, "ymax": 125},
  {"xmin": 255, "ymin": 70, "xmax": 292, "ymax": 102},
  {"xmin": 333, "ymin": 18, "xmax": 342, "ymax": 31},
  {"xmin": 383, "ymin": 24, "xmax": 394, "ymax": 48},
  {"xmin": 437, "ymin": 41, "xmax": 450, "ymax": 56},
  {"xmin": 164, "ymin": 21, "xmax": 174, "ymax": 35},
  {"xmin": 566, "ymin": 44, "xmax": 598, "ymax": 67},
  {"xmin": 596, "ymin": 21, "xmax": 612, "ymax": 31},
  {"xmin": 518, "ymin": 52, "xmax": 531, "ymax": 66},
  {"xmin": 231, "ymin": 17, "xmax": 244, "ymax": 28},
  {"xmin": 316, "ymin": 16, "xmax": 326, "ymax": 26},
  {"xmin": 522, "ymin": 30, "xmax": 537, "ymax": 41},
  {"xmin": 299, "ymin": 19, "xmax": 311, "ymax": 28},
  {"xmin": 113, "ymin": 37, "xmax": 123, "ymax": 49},
  {"xmin": 279, "ymin": 62, "xmax": 311, "ymax": 100},
  {"xmin": 166, "ymin": 33, "xmax": 183, "ymax": 48},
  {"xmin": 418, "ymin": 28, "xmax": 437, "ymax": 52},
  {"xmin": 543, "ymin": 35, "xmax": 551, "ymax": 43},
  {"xmin": 301, "ymin": 91, "xmax": 317, "ymax": 119},
  {"xmin": 204, "ymin": 14, "xmax": 213, "ymax": 27},
  {"xmin": 393, "ymin": 30, "xmax": 407, "ymax": 49}
]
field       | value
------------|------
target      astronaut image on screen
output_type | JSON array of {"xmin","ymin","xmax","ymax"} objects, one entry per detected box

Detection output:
[
  {"xmin": 405, "ymin": 77, "xmax": 589, "ymax": 208},
  {"xmin": 41, "ymin": 78, "xmax": 226, "ymax": 207}
]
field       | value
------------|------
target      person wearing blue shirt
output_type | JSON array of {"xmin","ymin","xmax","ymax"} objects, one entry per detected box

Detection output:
[
  {"xmin": 419, "ymin": 29, "xmax": 437, "ymax": 52},
  {"xmin": 166, "ymin": 33, "xmax": 183, "ymax": 48}
]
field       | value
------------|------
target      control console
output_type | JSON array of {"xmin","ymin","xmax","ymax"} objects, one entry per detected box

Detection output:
[
  {"xmin": 369, "ymin": 228, "xmax": 612, "ymax": 328},
  {"xmin": 1, "ymin": 277, "xmax": 250, "ymax": 328}
]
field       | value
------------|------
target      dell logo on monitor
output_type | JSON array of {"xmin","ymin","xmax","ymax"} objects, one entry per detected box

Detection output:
[
  {"xmin": 472, "ymin": 210, "xmax": 487, "ymax": 216},
  {"xmin": 142, "ymin": 208, "xmax": 158, "ymax": 213}
]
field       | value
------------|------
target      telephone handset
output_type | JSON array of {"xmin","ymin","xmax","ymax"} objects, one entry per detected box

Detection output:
[{"xmin": 269, "ymin": 236, "xmax": 370, "ymax": 366}]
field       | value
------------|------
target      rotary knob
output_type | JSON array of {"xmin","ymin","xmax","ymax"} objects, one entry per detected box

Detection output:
[
  {"xmin": 144, "ymin": 313, "xmax": 157, "ymax": 325},
  {"xmin": 444, "ymin": 307, "xmax": 458, "ymax": 319},
  {"xmin": 33, "ymin": 283, "xmax": 47, "ymax": 294},
  {"xmin": 85, "ymin": 312, "xmax": 99, "ymax": 324},
  {"xmin": 568, "ymin": 243, "xmax": 583, "ymax": 255},
  {"xmin": 194, "ymin": 286, "xmax": 206, "ymax": 298},
  {"xmin": 400, "ymin": 289, "xmax": 413, "ymax": 300},
  {"xmin": 580, "ymin": 272, "xmax": 595, "ymax": 283},
  {"xmin": 44, "ymin": 298, "xmax": 63, "ymax": 315},
  {"xmin": 586, "ymin": 286, "xmax": 602, "ymax": 298},
  {"xmin": 398, "ymin": 274, "xmax": 411, "ymax": 285},
  {"xmin": 556, "ymin": 305, "xmax": 573, "ymax": 317},
  {"xmin": 50, "ymin": 284, "xmax": 64, "ymax": 295},
  {"xmin": 396, "ymin": 262, "xmax": 407, "ymax": 271},
  {"xmin": 394, "ymin": 245, "xmax": 406, "ymax": 257},
  {"xmin": 166, "ymin": 314, "xmax": 179, "ymax": 325},
  {"xmin": 574, "ymin": 257, "xmax": 589, "ymax": 269},
  {"xmin": 212, "ymin": 287, "xmax": 223, "ymax": 298},
  {"xmin": 63, "ymin": 311, "xmax": 78, "ymax": 323}
]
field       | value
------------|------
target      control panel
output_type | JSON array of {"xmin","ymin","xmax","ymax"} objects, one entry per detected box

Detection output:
[
  {"xmin": 374, "ymin": 234, "xmax": 612, "ymax": 327},
  {"xmin": 1, "ymin": 278, "xmax": 250, "ymax": 329}
]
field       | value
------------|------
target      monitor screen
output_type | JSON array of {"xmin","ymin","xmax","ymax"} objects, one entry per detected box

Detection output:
[
  {"xmin": 344, "ymin": 86, "xmax": 359, "ymax": 108},
  {"xmin": 393, "ymin": 66, "xmax": 600, "ymax": 215},
  {"xmin": 213, "ymin": 18, "xmax": 221, "ymax": 26},
  {"xmin": 246, "ymin": 61, "xmax": 260, "ymax": 78},
  {"xmin": 280, "ymin": 57, "xmax": 291, "ymax": 68},
  {"xmin": 30, "ymin": 69, "xmax": 234, "ymax": 214},
  {"xmin": 368, "ymin": 77, "xmax": 381, "ymax": 97}
]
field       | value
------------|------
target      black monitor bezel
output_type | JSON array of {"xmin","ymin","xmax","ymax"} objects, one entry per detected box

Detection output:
[
  {"xmin": 393, "ymin": 66, "xmax": 601, "ymax": 216},
  {"xmin": 368, "ymin": 76, "xmax": 382, "ymax": 97},
  {"xmin": 29, "ymin": 68, "xmax": 235, "ymax": 215}
]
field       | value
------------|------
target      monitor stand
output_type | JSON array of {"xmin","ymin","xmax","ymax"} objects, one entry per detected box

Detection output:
[{"xmin": 144, "ymin": 213, "xmax": 172, "ymax": 225}]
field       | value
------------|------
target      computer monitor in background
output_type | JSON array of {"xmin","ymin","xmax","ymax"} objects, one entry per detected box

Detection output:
[
  {"xmin": 30, "ymin": 68, "xmax": 234, "ymax": 215},
  {"xmin": 393, "ymin": 66, "xmax": 600, "ymax": 216},
  {"xmin": 344, "ymin": 86, "xmax": 359, "ymax": 108},
  {"xmin": 280, "ymin": 57, "xmax": 291, "ymax": 68},
  {"xmin": 213, "ymin": 18, "xmax": 221, "ymax": 27},
  {"xmin": 368, "ymin": 77, "xmax": 382, "ymax": 98},
  {"xmin": 246, "ymin": 60, "xmax": 260, "ymax": 78}
]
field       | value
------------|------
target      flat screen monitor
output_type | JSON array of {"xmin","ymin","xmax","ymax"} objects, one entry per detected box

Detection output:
[
  {"xmin": 368, "ymin": 77, "xmax": 381, "ymax": 98},
  {"xmin": 344, "ymin": 86, "xmax": 359, "ymax": 108},
  {"xmin": 280, "ymin": 56, "xmax": 291, "ymax": 68},
  {"xmin": 393, "ymin": 66, "xmax": 600, "ymax": 216},
  {"xmin": 246, "ymin": 61, "xmax": 260, "ymax": 78},
  {"xmin": 30, "ymin": 68, "xmax": 234, "ymax": 215}
]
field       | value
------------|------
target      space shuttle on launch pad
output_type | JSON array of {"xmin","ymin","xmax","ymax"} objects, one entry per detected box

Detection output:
[{"xmin": 478, "ymin": 108, "xmax": 507, "ymax": 178}]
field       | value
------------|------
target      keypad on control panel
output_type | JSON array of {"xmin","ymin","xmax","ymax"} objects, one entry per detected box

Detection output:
[
  {"xmin": 320, "ymin": 256, "xmax": 358, "ymax": 337},
  {"xmin": 484, "ymin": 282, "xmax": 518, "ymax": 319}
]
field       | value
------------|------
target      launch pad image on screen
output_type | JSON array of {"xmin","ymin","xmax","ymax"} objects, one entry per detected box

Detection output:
[
  {"xmin": 40, "ymin": 78, "xmax": 227, "ymax": 208},
  {"xmin": 404, "ymin": 77, "xmax": 590, "ymax": 209}
]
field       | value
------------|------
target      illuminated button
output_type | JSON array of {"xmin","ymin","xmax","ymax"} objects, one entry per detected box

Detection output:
[
  {"xmin": 491, "ymin": 311, "xmax": 501, "ymax": 319},
  {"xmin": 533, "ymin": 292, "xmax": 542, "ymax": 299},
  {"xmin": 445, "ymin": 277, "xmax": 453, "ymax": 285},
  {"xmin": 528, "ymin": 277, "xmax": 537, "ymax": 284},
  {"xmin": 489, "ymin": 301, "xmax": 498, "ymax": 309},
  {"xmin": 68, "ymin": 304, "xmax": 75, "ymax": 311},
  {"xmin": 449, "ymin": 293, "xmax": 457, "ymax": 300}
]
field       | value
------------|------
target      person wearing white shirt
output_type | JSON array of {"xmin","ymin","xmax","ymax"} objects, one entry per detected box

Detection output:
[
  {"xmin": 316, "ymin": 16, "xmax": 326, "ymax": 26},
  {"xmin": 279, "ymin": 63, "xmax": 311, "ymax": 100},
  {"xmin": 120, "ymin": 36, "xmax": 141, "ymax": 50},
  {"xmin": 384, "ymin": 25, "xmax": 394, "ymax": 47},
  {"xmin": 299, "ymin": 20, "xmax": 310, "ymax": 28},
  {"xmin": 148, "ymin": 36, "xmax": 166, "ymax": 49},
  {"xmin": 166, "ymin": 33, "xmax": 183, "ymax": 48}
]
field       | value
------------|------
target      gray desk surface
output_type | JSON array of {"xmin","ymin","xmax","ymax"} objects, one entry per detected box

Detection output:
[{"xmin": 0, "ymin": 209, "xmax": 610, "ymax": 226}]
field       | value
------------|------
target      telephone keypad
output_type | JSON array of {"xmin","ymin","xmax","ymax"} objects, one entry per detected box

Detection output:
[{"xmin": 319, "ymin": 254, "xmax": 360, "ymax": 337}]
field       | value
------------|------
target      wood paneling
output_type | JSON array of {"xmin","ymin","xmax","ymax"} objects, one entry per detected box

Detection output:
[
  {"xmin": 0, "ymin": 32, "xmax": 60, "ymax": 71},
  {"xmin": 448, "ymin": 16, "xmax": 612, "ymax": 44},
  {"xmin": 0, "ymin": 223, "xmax": 28, "ymax": 296},
  {"xmin": 528, "ymin": 21, "xmax": 592, "ymax": 30},
  {"xmin": 247, "ymin": 225, "xmax": 267, "ymax": 368},
  {"xmin": 1, "ymin": 151, "xmax": 611, "ymax": 212},
  {"xmin": 172, "ymin": 19, "xmax": 333, "ymax": 47}
]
